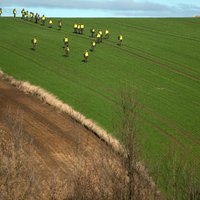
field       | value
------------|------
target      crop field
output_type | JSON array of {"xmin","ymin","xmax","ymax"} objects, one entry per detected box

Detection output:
[{"xmin": 0, "ymin": 17, "xmax": 200, "ymax": 188}]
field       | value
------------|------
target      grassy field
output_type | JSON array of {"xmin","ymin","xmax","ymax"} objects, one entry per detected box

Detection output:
[{"xmin": 0, "ymin": 17, "xmax": 200, "ymax": 190}]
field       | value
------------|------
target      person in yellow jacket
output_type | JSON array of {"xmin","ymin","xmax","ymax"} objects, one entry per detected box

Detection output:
[
  {"xmin": 30, "ymin": 12, "xmax": 34, "ymax": 21},
  {"xmin": 80, "ymin": 24, "xmax": 85, "ymax": 34},
  {"xmin": 41, "ymin": 15, "xmax": 46, "ymax": 26},
  {"xmin": 74, "ymin": 24, "xmax": 78, "ymax": 33},
  {"xmin": 25, "ymin": 10, "xmax": 28, "ymax": 20},
  {"xmin": 84, "ymin": 50, "xmax": 89, "ymax": 62},
  {"xmin": 58, "ymin": 20, "xmax": 62, "ymax": 30},
  {"xmin": 63, "ymin": 37, "xmax": 69, "ymax": 47},
  {"xmin": 35, "ymin": 13, "xmax": 39, "ymax": 23},
  {"xmin": 13, "ymin": 8, "xmax": 17, "ymax": 18},
  {"xmin": 91, "ymin": 41, "xmax": 96, "ymax": 52},
  {"xmin": 118, "ymin": 34, "xmax": 123, "ymax": 46},
  {"xmin": 0, "ymin": 8, "xmax": 2, "ymax": 16},
  {"xmin": 99, "ymin": 30, "xmax": 103, "ymax": 43},
  {"xmin": 48, "ymin": 20, "xmax": 53, "ymax": 28},
  {"xmin": 77, "ymin": 24, "xmax": 81, "ymax": 34},
  {"xmin": 21, "ymin": 8, "xmax": 25, "ymax": 19},
  {"xmin": 31, "ymin": 36, "xmax": 37, "ymax": 50},
  {"xmin": 105, "ymin": 30, "xmax": 109, "ymax": 39},
  {"xmin": 90, "ymin": 28, "xmax": 95, "ymax": 37},
  {"xmin": 64, "ymin": 46, "xmax": 70, "ymax": 57},
  {"xmin": 96, "ymin": 33, "xmax": 101, "ymax": 44}
]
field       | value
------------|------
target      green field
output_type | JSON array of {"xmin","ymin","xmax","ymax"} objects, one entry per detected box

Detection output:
[{"xmin": 0, "ymin": 17, "xmax": 200, "ymax": 191}]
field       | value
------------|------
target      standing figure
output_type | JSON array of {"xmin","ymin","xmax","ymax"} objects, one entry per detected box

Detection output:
[
  {"xmin": 118, "ymin": 35, "xmax": 123, "ymax": 46},
  {"xmin": 41, "ymin": 15, "xmax": 46, "ymax": 26},
  {"xmin": 99, "ymin": 30, "xmax": 103, "ymax": 43},
  {"xmin": 105, "ymin": 30, "xmax": 109, "ymax": 39},
  {"xmin": 21, "ymin": 8, "xmax": 25, "ymax": 19},
  {"xmin": 0, "ymin": 8, "xmax": 3, "ymax": 16},
  {"xmin": 80, "ymin": 24, "xmax": 85, "ymax": 34},
  {"xmin": 30, "ymin": 12, "xmax": 34, "ymax": 21},
  {"xmin": 83, "ymin": 50, "xmax": 89, "ymax": 62},
  {"xmin": 90, "ymin": 28, "xmax": 95, "ymax": 37},
  {"xmin": 74, "ymin": 24, "xmax": 78, "ymax": 33},
  {"xmin": 35, "ymin": 13, "xmax": 39, "ymax": 23},
  {"xmin": 48, "ymin": 20, "xmax": 53, "ymax": 28},
  {"xmin": 58, "ymin": 20, "xmax": 62, "ymax": 30},
  {"xmin": 31, "ymin": 36, "xmax": 37, "ymax": 50},
  {"xmin": 63, "ymin": 37, "xmax": 69, "ymax": 48},
  {"xmin": 77, "ymin": 24, "xmax": 81, "ymax": 34},
  {"xmin": 91, "ymin": 41, "xmax": 96, "ymax": 52},
  {"xmin": 13, "ymin": 8, "xmax": 17, "ymax": 18},
  {"xmin": 96, "ymin": 33, "xmax": 101, "ymax": 44},
  {"xmin": 64, "ymin": 46, "xmax": 70, "ymax": 57}
]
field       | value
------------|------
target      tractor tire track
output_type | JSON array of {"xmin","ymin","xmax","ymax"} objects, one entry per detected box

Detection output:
[
  {"xmin": 104, "ymin": 40, "xmax": 200, "ymax": 82},
  {"xmin": 115, "ymin": 22, "xmax": 200, "ymax": 43}
]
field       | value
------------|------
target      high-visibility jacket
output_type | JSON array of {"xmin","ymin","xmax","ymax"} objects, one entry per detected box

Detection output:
[
  {"xmin": 97, "ymin": 34, "xmax": 101, "ymax": 38},
  {"xmin": 33, "ymin": 38, "xmax": 37, "ymax": 44},
  {"xmin": 92, "ymin": 42, "xmax": 96, "ymax": 47},
  {"xmin": 91, "ymin": 29, "xmax": 95, "ymax": 33},
  {"xmin": 64, "ymin": 38, "xmax": 68, "ymax": 43},
  {"xmin": 85, "ymin": 51, "xmax": 89, "ymax": 57},
  {"xmin": 77, "ymin": 25, "xmax": 81, "ymax": 29},
  {"xmin": 119, "ymin": 35, "xmax": 123, "ymax": 41},
  {"xmin": 30, "ymin": 13, "xmax": 33, "ymax": 18},
  {"xmin": 42, "ymin": 16, "xmax": 45, "ymax": 21},
  {"xmin": 58, "ymin": 21, "xmax": 62, "ymax": 26},
  {"xmin": 105, "ymin": 30, "xmax": 109, "ymax": 35},
  {"xmin": 66, "ymin": 47, "xmax": 70, "ymax": 52},
  {"xmin": 99, "ymin": 31, "xmax": 103, "ymax": 36},
  {"xmin": 81, "ymin": 24, "xmax": 84, "ymax": 29},
  {"xmin": 74, "ymin": 24, "xmax": 78, "ymax": 28},
  {"xmin": 13, "ymin": 9, "xmax": 17, "ymax": 14},
  {"xmin": 49, "ymin": 20, "xmax": 53, "ymax": 24},
  {"xmin": 0, "ymin": 9, "xmax": 2, "ymax": 14}
]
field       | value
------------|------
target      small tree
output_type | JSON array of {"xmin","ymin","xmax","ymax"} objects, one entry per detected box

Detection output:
[{"xmin": 119, "ymin": 88, "xmax": 139, "ymax": 200}]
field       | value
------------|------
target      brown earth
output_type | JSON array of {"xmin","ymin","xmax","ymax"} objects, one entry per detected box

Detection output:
[
  {"xmin": 0, "ymin": 78, "xmax": 124, "ymax": 198},
  {"xmin": 0, "ymin": 78, "xmax": 159, "ymax": 199}
]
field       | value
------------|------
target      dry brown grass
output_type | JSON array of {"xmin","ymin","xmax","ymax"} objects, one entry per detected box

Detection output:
[
  {"xmin": 0, "ymin": 70, "xmax": 159, "ymax": 198},
  {"xmin": 0, "ymin": 70, "xmax": 123, "ymax": 155},
  {"xmin": 0, "ymin": 108, "xmax": 160, "ymax": 200}
]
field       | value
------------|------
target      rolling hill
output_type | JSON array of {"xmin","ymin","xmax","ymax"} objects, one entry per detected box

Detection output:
[{"xmin": 0, "ymin": 16, "xmax": 200, "ymax": 190}]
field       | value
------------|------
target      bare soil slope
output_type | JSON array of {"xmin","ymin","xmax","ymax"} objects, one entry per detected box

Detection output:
[
  {"xmin": 0, "ymin": 79, "xmax": 122, "ymax": 198},
  {"xmin": 0, "ymin": 79, "xmax": 158, "ymax": 200}
]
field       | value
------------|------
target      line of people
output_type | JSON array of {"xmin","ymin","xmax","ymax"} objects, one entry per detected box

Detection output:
[
  {"xmin": 20, "ymin": 8, "xmax": 63, "ymax": 30},
  {"xmin": 73, "ymin": 24, "xmax": 85, "ymax": 34}
]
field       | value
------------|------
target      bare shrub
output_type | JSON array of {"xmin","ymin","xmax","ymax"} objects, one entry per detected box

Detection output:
[
  {"xmin": 68, "ymin": 87, "xmax": 160, "ymax": 200},
  {"xmin": 152, "ymin": 147, "xmax": 200, "ymax": 200},
  {"xmin": 0, "ymin": 109, "xmax": 37, "ymax": 200},
  {"xmin": 0, "ymin": 71, "xmax": 160, "ymax": 199}
]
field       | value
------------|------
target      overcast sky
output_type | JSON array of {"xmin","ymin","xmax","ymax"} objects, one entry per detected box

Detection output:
[{"xmin": 0, "ymin": 0, "xmax": 199, "ymax": 17}]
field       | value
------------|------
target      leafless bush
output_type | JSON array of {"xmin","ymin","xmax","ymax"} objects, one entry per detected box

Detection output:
[
  {"xmin": 0, "ymin": 109, "xmax": 37, "ymax": 200},
  {"xmin": 152, "ymin": 147, "xmax": 200, "ymax": 200},
  {"xmin": 67, "ymin": 87, "xmax": 160, "ymax": 200},
  {"xmin": 0, "ymin": 72, "xmax": 160, "ymax": 199}
]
